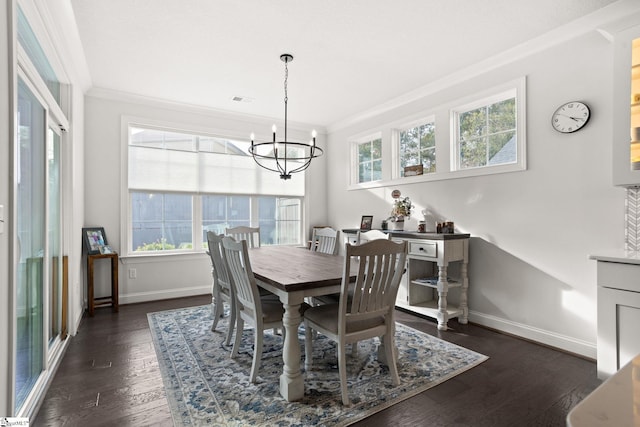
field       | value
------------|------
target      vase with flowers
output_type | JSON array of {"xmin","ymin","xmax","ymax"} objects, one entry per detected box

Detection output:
[{"xmin": 388, "ymin": 196, "xmax": 413, "ymax": 231}]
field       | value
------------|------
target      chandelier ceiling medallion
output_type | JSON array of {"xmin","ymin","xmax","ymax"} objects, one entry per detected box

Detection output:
[{"xmin": 249, "ymin": 54, "xmax": 323, "ymax": 180}]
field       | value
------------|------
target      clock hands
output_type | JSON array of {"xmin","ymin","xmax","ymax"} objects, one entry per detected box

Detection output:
[{"xmin": 557, "ymin": 113, "xmax": 586, "ymax": 122}]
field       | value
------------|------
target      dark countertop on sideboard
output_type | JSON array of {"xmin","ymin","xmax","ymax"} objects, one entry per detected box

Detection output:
[{"xmin": 341, "ymin": 229, "xmax": 470, "ymax": 240}]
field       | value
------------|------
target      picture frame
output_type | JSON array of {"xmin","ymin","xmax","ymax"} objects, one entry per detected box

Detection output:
[
  {"xmin": 99, "ymin": 245, "xmax": 114, "ymax": 255},
  {"xmin": 360, "ymin": 215, "xmax": 373, "ymax": 231},
  {"xmin": 404, "ymin": 164, "xmax": 424, "ymax": 177},
  {"xmin": 82, "ymin": 227, "xmax": 108, "ymax": 255}
]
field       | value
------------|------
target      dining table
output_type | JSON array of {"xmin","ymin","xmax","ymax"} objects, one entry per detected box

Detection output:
[{"xmin": 248, "ymin": 245, "xmax": 354, "ymax": 402}]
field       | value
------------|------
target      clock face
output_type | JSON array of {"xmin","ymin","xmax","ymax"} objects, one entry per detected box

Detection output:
[{"xmin": 551, "ymin": 101, "xmax": 590, "ymax": 133}]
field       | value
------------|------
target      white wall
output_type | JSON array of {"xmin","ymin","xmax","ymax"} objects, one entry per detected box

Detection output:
[
  {"xmin": 83, "ymin": 93, "xmax": 328, "ymax": 303},
  {"xmin": 325, "ymin": 29, "xmax": 626, "ymax": 358}
]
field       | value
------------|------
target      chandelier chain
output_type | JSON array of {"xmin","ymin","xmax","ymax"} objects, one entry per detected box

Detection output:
[{"xmin": 284, "ymin": 59, "xmax": 288, "ymax": 104}]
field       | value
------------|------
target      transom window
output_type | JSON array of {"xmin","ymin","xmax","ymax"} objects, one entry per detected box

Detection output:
[
  {"xmin": 347, "ymin": 78, "xmax": 526, "ymax": 189},
  {"xmin": 357, "ymin": 137, "xmax": 382, "ymax": 183},
  {"xmin": 453, "ymin": 90, "xmax": 517, "ymax": 170},
  {"xmin": 399, "ymin": 119, "xmax": 436, "ymax": 177}
]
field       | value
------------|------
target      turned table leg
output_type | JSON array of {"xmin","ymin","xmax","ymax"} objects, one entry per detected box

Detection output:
[{"xmin": 279, "ymin": 301, "xmax": 304, "ymax": 401}]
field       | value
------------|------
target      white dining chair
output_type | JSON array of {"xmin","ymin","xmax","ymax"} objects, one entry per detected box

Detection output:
[
  {"xmin": 222, "ymin": 236, "xmax": 309, "ymax": 383},
  {"xmin": 310, "ymin": 227, "xmax": 339, "ymax": 255},
  {"xmin": 356, "ymin": 229, "xmax": 391, "ymax": 245},
  {"xmin": 226, "ymin": 226, "xmax": 261, "ymax": 248},
  {"xmin": 225, "ymin": 225, "xmax": 281, "ymax": 337},
  {"xmin": 206, "ymin": 231, "xmax": 236, "ymax": 346},
  {"xmin": 303, "ymin": 239, "xmax": 408, "ymax": 405}
]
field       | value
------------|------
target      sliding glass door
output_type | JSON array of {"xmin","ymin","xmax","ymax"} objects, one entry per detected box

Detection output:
[
  {"xmin": 16, "ymin": 78, "xmax": 46, "ymax": 410},
  {"xmin": 48, "ymin": 126, "xmax": 62, "ymax": 344},
  {"xmin": 13, "ymin": 4, "xmax": 68, "ymax": 416}
]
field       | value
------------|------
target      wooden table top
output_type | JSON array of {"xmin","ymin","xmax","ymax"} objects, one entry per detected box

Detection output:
[{"xmin": 248, "ymin": 246, "xmax": 349, "ymax": 292}]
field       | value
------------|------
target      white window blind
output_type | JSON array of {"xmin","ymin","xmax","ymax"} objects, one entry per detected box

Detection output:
[{"xmin": 128, "ymin": 127, "xmax": 304, "ymax": 196}]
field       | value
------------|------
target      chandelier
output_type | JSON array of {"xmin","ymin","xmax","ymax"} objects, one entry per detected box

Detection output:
[{"xmin": 249, "ymin": 54, "xmax": 323, "ymax": 180}]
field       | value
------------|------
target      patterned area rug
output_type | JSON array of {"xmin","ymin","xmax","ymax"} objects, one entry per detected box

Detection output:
[{"xmin": 148, "ymin": 305, "xmax": 488, "ymax": 426}]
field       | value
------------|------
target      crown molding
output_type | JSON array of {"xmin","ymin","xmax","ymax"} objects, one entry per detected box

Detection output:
[
  {"xmin": 327, "ymin": 0, "xmax": 640, "ymax": 133},
  {"xmin": 87, "ymin": 86, "xmax": 327, "ymax": 135}
]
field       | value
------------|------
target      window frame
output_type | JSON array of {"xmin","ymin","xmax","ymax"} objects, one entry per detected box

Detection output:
[
  {"xmin": 349, "ymin": 131, "xmax": 383, "ymax": 189},
  {"xmin": 394, "ymin": 115, "xmax": 437, "ymax": 179},
  {"xmin": 450, "ymin": 77, "xmax": 527, "ymax": 178}
]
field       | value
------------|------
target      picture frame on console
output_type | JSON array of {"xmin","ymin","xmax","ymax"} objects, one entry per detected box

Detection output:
[{"xmin": 360, "ymin": 215, "xmax": 373, "ymax": 231}]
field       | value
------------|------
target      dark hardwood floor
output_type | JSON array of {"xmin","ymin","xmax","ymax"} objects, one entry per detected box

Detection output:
[{"xmin": 32, "ymin": 295, "xmax": 601, "ymax": 426}]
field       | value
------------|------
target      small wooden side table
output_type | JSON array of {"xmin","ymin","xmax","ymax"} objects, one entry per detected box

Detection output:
[{"xmin": 87, "ymin": 252, "xmax": 119, "ymax": 316}]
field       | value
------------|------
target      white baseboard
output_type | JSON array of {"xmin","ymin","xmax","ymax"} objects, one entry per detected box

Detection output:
[
  {"xmin": 119, "ymin": 286, "xmax": 211, "ymax": 305},
  {"xmin": 468, "ymin": 310, "xmax": 596, "ymax": 359}
]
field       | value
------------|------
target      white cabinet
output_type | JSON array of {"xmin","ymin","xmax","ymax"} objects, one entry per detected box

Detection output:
[
  {"xmin": 591, "ymin": 253, "xmax": 640, "ymax": 379},
  {"xmin": 343, "ymin": 229, "xmax": 470, "ymax": 331}
]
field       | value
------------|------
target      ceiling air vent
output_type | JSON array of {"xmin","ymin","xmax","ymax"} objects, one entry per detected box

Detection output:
[{"xmin": 231, "ymin": 96, "xmax": 253, "ymax": 103}]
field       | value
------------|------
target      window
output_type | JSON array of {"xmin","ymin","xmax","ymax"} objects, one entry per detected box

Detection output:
[
  {"xmin": 452, "ymin": 88, "xmax": 519, "ymax": 171},
  {"xmin": 126, "ymin": 125, "xmax": 304, "ymax": 254},
  {"xmin": 132, "ymin": 192, "xmax": 193, "ymax": 251},
  {"xmin": 399, "ymin": 120, "xmax": 436, "ymax": 177},
  {"xmin": 357, "ymin": 137, "xmax": 382, "ymax": 183},
  {"xmin": 347, "ymin": 78, "xmax": 526, "ymax": 190}
]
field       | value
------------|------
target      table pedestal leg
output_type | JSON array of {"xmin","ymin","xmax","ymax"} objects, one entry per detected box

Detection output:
[{"xmin": 279, "ymin": 302, "xmax": 304, "ymax": 401}]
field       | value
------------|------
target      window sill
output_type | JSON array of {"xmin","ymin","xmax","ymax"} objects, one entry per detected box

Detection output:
[
  {"xmin": 347, "ymin": 163, "xmax": 526, "ymax": 190},
  {"xmin": 120, "ymin": 251, "xmax": 208, "ymax": 264}
]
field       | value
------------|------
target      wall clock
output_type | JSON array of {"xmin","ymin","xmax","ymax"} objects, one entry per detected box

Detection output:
[{"xmin": 551, "ymin": 101, "xmax": 591, "ymax": 133}]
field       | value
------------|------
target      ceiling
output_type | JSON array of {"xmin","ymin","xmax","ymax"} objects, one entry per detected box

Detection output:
[{"xmin": 70, "ymin": 0, "xmax": 619, "ymax": 128}]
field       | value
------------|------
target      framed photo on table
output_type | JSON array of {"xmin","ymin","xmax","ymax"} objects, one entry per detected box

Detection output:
[
  {"xmin": 82, "ymin": 227, "xmax": 107, "ymax": 255},
  {"xmin": 360, "ymin": 215, "xmax": 373, "ymax": 231}
]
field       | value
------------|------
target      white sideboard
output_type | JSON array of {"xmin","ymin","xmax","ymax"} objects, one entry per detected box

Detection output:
[
  {"xmin": 590, "ymin": 252, "xmax": 640, "ymax": 379},
  {"xmin": 343, "ymin": 229, "xmax": 470, "ymax": 331}
]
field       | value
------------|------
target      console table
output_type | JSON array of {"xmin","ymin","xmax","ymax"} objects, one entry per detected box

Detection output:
[
  {"xmin": 343, "ymin": 229, "xmax": 470, "ymax": 330},
  {"xmin": 87, "ymin": 252, "xmax": 119, "ymax": 316}
]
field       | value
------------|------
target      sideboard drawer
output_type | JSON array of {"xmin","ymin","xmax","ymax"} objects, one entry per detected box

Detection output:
[
  {"xmin": 598, "ymin": 261, "xmax": 640, "ymax": 293},
  {"xmin": 409, "ymin": 241, "xmax": 437, "ymax": 258}
]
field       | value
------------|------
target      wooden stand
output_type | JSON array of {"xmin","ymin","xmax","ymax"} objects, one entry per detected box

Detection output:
[{"xmin": 87, "ymin": 253, "xmax": 119, "ymax": 316}]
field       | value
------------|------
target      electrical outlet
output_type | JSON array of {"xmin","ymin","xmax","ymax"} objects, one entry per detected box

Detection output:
[{"xmin": 128, "ymin": 268, "xmax": 137, "ymax": 279}]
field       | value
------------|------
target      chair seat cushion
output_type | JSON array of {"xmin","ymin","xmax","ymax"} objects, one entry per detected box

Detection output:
[{"xmin": 304, "ymin": 303, "xmax": 385, "ymax": 335}]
